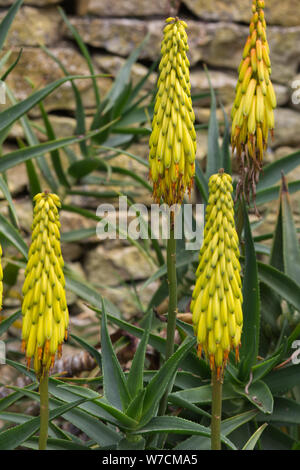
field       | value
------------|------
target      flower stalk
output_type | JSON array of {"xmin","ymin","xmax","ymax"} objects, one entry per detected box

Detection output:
[
  {"xmin": 38, "ymin": 371, "xmax": 49, "ymax": 450},
  {"xmin": 148, "ymin": 17, "xmax": 196, "ymax": 423},
  {"xmin": 21, "ymin": 192, "xmax": 69, "ymax": 451},
  {"xmin": 211, "ymin": 369, "xmax": 222, "ymax": 450}
]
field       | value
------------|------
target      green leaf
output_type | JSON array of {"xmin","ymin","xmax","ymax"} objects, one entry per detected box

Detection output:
[
  {"xmin": 58, "ymin": 6, "xmax": 101, "ymax": 108},
  {"xmin": 256, "ymin": 180, "xmax": 300, "ymax": 206},
  {"xmin": 175, "ymin": 410, "xmax": 258, "ymax": 450},
  {"xmin": 127, "ymin": 313, "xmax": 152, "ymax": 399},
  {"xmin": 0, "ymin": 213, "xmax": 28, "ymax": 258},
  {"xmin": 0, "ymin": 0, "xmax": 23, "ymax": 50},
  {"xmin": 101, "ymin": 35, "xmax": 150, "ymax": 116},
  {"xmin": 61, "ymin": 227, "xmax": 96, "ymax": 243},
  {"xmin": 281, "ymin": 174, "xmax": 300, "ymax": 284},
  {"xmin": 257, "ymin": 261, "xmax": 300, "ymax": 313},
  {"xmin": 257, "ymin": 150, "xmax": 300, "ymax": 191},
  {"xmin": 68, "ymin": 158, "xmax": 104, "ymax": 179},
  {"xmin": 125, "ymin": 389, "xmax": 146, "ymax": 422},
  {"xmin": 1, "ymin": 47, "xmax": 22, "ymax": 82},
  {"xmin": 101, "ymin": 298, "xmax": 131, "ymax": 410},
  {"xmin": 91, "ymin": 304, "xmax": 207, "ymax": 377},
  {"xmin": 117, "ymin": 436, "xmax": 145, "ymax": 450},
  {"xmin": 41, "ymin": 43, "xmax": 88, "ymax": 158},
  {"xmin": 70, "ymin": 333, "xmax": 101, "ymax": 370},
  {"xmin": 251, "ymin": 353, "xmax": 281, "ymax": 383},
  {"xmin": 270, "ymin": 194, "xmax": 284, "ymax": 271},
  {"xmin": 256, "ymin": 397, "xmax": 300, "ymax": 425},
  {"xmin": 140, "ymin": 338, "xmax": 196, "ymax": 426},
  {"xmin": 141, "ymin": 250, "xmax": 198, "ymax": 291},
  {"xmin": 170, "ymin": 382, "xmax": 238, "ymax": 405},
  {"xmin": 134, "ymin": 416, "xmax": 236, "ymax": 449},
  {"xmin": 242, "ymin": 423, "xmax": 268, "ymax": 450},
  {"xmin": 0, "ymin": 398, "xmax": 86, "ymax": 450},
  {"xmin": 0, "ymin": 310, "xmax": 21, "ymax": 337},
  {"xmin": 0, "ymin": 175, "xmax": 19, "ymax": 227},
  {"xmin": 168, "ymin": 394, "xmax": 211, "ymax": 419},
  {"xmin": 221, "ymin": 102, "xmax": 231, "ymax": 174},
  {"xmin": 0, "ymin": 129, "xmax": 107, "ymax": 174},
  {"xmin": 264, "ymin": 364, "xmax": 300, "ymax": 395},
  {"xmin": 58, "ymin": 385, "xmax": 138, "ymax": 430},
  {"xmin": 205, "ymin": 65, "xmax": 221, "ymax": 177},
  {"xmin": 234, "ymin": 380, "xmax": 273, "ymax": 414},
  {"xmin": 39, "ymin": 102, "xmax": 70, "ymax": 187},
  {"xmin": 195, "ymin": 160, "xmax": 209, "ymax": 202},
  {"xmin": 238, "ymin": 203, "xmax": 260, "ymax": 381},
  {"xmin": 4, "ymin": 361, "xmax": 122, "ymax": 446},
  {"xmin": 0, "ymin": 75, "xmax": 98, "ymax": 138},
  {"xmin": 23, "ymin": 437, "xmax": 89, "ymax": 451},
  {"xmin": 6, "ymin": 86, "xmax": 58, "ymax": 192},
  {"xmin": 25, "ymin": 159, "xmax": 42, "ymax": 198}
]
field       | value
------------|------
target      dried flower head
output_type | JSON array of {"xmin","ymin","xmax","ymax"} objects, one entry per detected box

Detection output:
[
  {"xmin": 21, "ymin": 193, "xmax": 69, "ymax": 377},
  {"xmin": 191, "ymin": 171, "xmax": 243, "ymax": 379},
  {"xmin": 149, "ymin": 17, "xmax": 196, "ymax": 206},
  {"xmin": 231, "ymin": 0, "xmax": 276, "ymax": 209}
]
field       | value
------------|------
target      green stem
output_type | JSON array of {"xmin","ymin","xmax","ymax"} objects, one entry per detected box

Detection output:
[
  {"xmin": 156, "ymin": 226, "xmax": 177, "ymax": 447},
  {"xmin": 211, "ymin": 370, "xmax": 223, "ymax": 450},
  {"xmin": 38, "ymin": 372, "xmax": 49, "ymax": 450},
  {"xmin": 165, "ymin": 226, "xmax": 178, "ymax": 362}
]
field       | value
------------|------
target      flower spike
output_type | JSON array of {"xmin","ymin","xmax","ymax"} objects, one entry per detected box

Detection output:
[
  {"xmin": 21, "ymin": 192, "xmax": 69, "ymax": 378},
  {"xmin": 149, "ymin": 17, "xmax": 196, "ymax": 206},
  {"xmin": 191, "ymin": 171, "xmax": 243, "ymax": 377},
  {"xmin": 231, "ymin": 0, "xmax": 276, "ymax": 210}
]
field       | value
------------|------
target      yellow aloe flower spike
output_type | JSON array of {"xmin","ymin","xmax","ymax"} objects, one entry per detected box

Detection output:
[
  {"xmin": 231, "ymin": 0, "xmax": 276, "ymax": 209},
  {"xmin": 149, "ymin": 17, "xmax": 196, "ymax": 206},
  {"xmin": 21, "ymin": 192, "xmax": 69, "ymax": 377},
  {"xmin": 191, "ymin": 170, "xmax": 243, "ymax": 379}
]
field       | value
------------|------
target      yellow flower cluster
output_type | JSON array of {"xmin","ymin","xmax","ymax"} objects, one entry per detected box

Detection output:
[
  {"xmin": 149, "ymin": 17, "xmax": 196, "ymax": 206},
  {"xmin": 231, "ymin": 0, "xmax": 276, "ymax": 167},
  {"xmin": 21, "ymin": 193, "xmax": 69, "ymax": 377},
  {"xmin": 191, "ymin": 171, "xmax": 243, "ymax": 378}
]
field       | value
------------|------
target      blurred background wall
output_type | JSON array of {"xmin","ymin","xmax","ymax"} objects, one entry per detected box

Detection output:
[{"xmin": 0, "ymin": 0, "xmax": 299, "ymax": 156}]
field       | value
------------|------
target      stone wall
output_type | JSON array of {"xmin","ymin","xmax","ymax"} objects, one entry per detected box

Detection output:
[
  {"xmin": 1, "ymin": 0, "xmax": 299, "ymax": 149},
  {"xmin": 1, "ymin": 0, "xmax": 300, "ymax": 319}
]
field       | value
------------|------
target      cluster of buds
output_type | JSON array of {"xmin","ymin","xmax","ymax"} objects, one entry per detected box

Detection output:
[
  {"xmin": 21, "ymin": 193, "xmax": 69, "ymax": 377},
  {"xmin": 149, "ymin": 17, "xmax": 196, "ymax": 206},
  {"xmin": 191, "ymin": 171, "xmax": 243, "ymax": 379},
  {"xmin": 231, "ymin": 0, "xmax": 276, "ymax": 207}
]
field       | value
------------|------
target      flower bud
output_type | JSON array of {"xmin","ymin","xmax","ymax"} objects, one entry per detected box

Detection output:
[
  {"xmin": 231, "ymin": 0, "xmax": 276, "ymax": 207},
  {"xmin": 21, "ymin": 193, "xmax": 69, "ymax": 377},
  {"xmin": 191, "ymin": 171, "xmax": 243, "ymax": 378},
  {"xmin": 149, "ymin": 17, "xmax": 196, "ymax": 206}
]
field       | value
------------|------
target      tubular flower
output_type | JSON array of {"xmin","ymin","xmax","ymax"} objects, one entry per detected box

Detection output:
[
  {"xmin": 149, "ymin": 17, "xmax": 196, "ymax": 206},
  {"xmin": 231, "ymin": 0, "xmax": 276, "ymax": 206},
  {"xmin": 21, "ymin": 192, "xmax": 69, "ymax": 377},
  {"xmin": 191, "ymin": 171, "xmax": 243, "ymax": 378}
]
